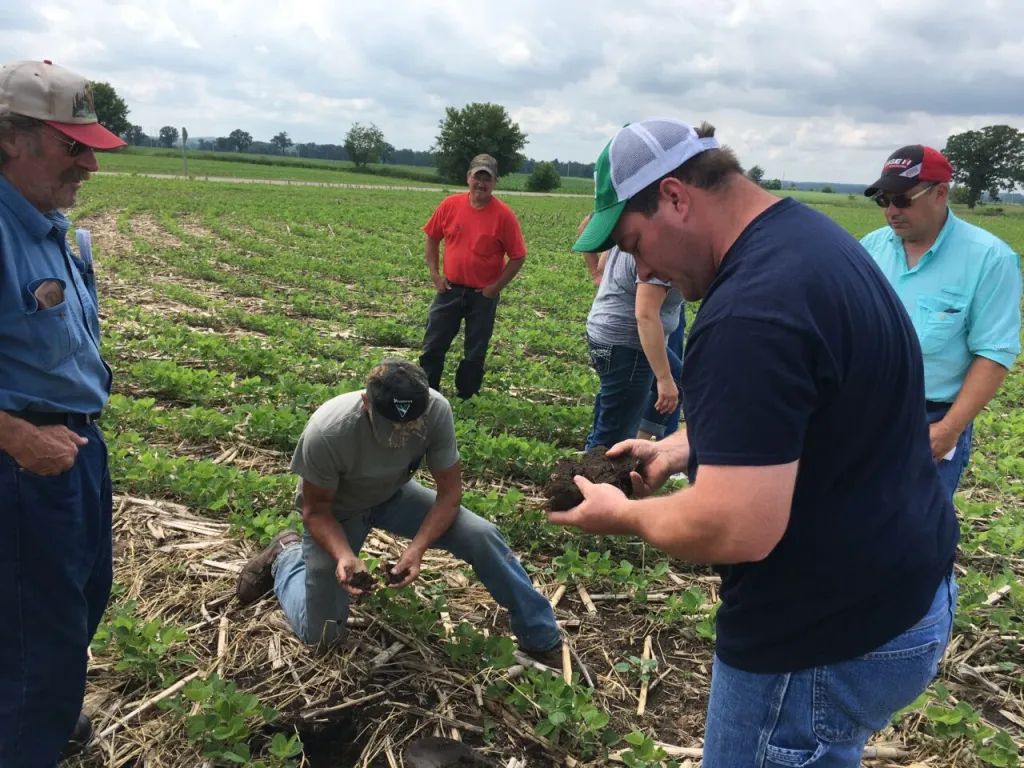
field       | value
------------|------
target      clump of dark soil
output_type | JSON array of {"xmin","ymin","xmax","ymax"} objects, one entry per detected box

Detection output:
[
  {"xmin": 379, "ymin": 561, "xmax": 410, "ymax": 585},
  {"xmin": 543, "ymin": 445, "xmax": 640, "ymax": 511},
  {"xmin": 349, "ymin": 570, "xmax": 377, "ymax": 593}
]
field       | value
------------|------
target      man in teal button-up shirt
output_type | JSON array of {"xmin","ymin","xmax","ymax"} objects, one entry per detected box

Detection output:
[{"xmin": 861, "ymin": 144, "xmax": 1022, "ymax": 501}]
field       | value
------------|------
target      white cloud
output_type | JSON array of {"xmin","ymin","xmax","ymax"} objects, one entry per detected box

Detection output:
[{"xmin": 3, "ymin": 0, "xmax": 1022, "ymax": 183}]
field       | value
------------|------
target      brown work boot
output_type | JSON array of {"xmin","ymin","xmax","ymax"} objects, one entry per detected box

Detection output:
[
  {"xmin": 236, "ymin": 530, "xmax": 301, "ymax": 606},
  {"xmin": 523, "ymin": 642, "xmax": 564, "ymax": 670}
]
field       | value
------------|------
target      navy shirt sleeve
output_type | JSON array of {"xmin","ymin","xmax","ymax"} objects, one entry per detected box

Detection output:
[{"xmin": 684, "ymin": 316, "xmax": 823, "ymax": 468}]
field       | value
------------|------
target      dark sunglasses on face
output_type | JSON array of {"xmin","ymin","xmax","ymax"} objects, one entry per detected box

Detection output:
[
  {"xmin": 41, "ymin": 127, "xmax": 89, "ymax": 157},
  {"xmin": 872, "ymin": 183, "xmax": 936, "ymax": 209}
]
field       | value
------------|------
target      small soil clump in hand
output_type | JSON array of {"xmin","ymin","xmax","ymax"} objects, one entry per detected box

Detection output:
[
  {"xmin": 543, "ymin": 445, "xmax": 640, "ymax": 511},
  {"xmin": 379, "ymin": 561, "xmax": 410, "ymax": 585},
  {"xmin": 349, "ymin": 570, "xmax": 377, "ymax": 594}
]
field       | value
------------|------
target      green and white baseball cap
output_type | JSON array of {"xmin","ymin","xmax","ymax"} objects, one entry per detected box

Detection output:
[{"xmin": 573, "ymin": 118, "xmax": 721, "ymax": 253}]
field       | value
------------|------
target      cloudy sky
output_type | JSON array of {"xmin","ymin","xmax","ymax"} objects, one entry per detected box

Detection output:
[{"xmin": 3, "ymin": 0, "xmax": 1023, "ymax": 183}]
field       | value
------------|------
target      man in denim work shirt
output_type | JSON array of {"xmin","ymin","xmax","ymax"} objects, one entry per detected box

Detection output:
[
  {"xmin": 861, "ymin": 145, "xmax": 1022, "ymax": 501},
  {"xmin": 0, "ymin": 59, "xmax": 126, "ymax": 766}
]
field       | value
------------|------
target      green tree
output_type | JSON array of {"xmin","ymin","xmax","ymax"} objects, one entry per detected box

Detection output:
[
  {"xmin": 229, "ymin": 129, "xmax": 253, "ymax": 152},
  {"xmin": 943, "ymin": 125, "xmax": 1024, "ymax": 209},
  {"xmin": 123, "ymin": 124, "xmax": 146, "ymax": 146},
  {"xmin": 431, "ymin": 102, "xmax": 527, "ymax": 184},
  {"xmin": 765, "ymin": 178, "xmax": 783, "ymax": 190},
  {"xmin": 343, "ymin": 122, "xmax": 387, "ymax": 168},
  {"xmin": 158, "ymin": 126, "xmax": 179, "ymax": 149},
  {"xmin": 270, "ymin": 131, "xmax": 293, "ymax": 153},
  {"xmin": 747, "ymin": 164, "xmax": 765, "ymax": 186},
  {"xmin": 527, "ymin": 161, "xmax": 561, "ymax": 192},
  {"xmin": 821, "ymin": 185, "xmax": 834, "ymax": 194},
  {"xmin": 89, "ymin": 82, "xmax": 131, "ymax": 138}
]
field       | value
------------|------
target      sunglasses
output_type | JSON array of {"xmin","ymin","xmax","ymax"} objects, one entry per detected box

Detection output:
[
  {"xmin": 41, "ymin": 127, "xmax": 89, "ymax": 157},
  {"xmin": 872, "ymin": 183, "xmax": 936, "ymax": 209}
]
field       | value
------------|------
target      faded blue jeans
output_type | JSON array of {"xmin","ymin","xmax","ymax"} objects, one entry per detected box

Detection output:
[
  {"xmin": 926, "ymin": 402, "xmax": 974, "ymax": 502},
  {"xmin": 272, "ymin": 480, "xmax": 561, "ymax": 653},
  {"xmin": 702, "ymin": 571, "xmax": 957, "ymax": 767},
  {"xmin": 585, "ymin": 336, "xmax": 683, "ymax": 450}
]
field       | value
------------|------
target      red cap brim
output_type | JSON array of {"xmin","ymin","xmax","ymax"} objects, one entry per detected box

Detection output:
[{"xmin": 44, "ymin": 120, "xmax": 127, "ymax": 150}]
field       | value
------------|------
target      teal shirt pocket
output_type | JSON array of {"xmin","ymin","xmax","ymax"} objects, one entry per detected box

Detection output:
[
  {"xmin": 23, "ymin": 277, "xmax": 84, "ymax": 371},
  {"xmin": 916, "ymin": 287, "xmax": 968, "ymax": 356}
]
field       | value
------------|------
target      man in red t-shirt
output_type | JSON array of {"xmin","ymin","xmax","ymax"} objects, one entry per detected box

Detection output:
[{"xmin": 418, "ymin": 153, "xmax": 528, "ymax": 398}]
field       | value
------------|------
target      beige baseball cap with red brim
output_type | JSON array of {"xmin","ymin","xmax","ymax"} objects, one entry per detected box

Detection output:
[{"xmin": 0, "ymin": 59, "xmax": 126, "ymax": 150}]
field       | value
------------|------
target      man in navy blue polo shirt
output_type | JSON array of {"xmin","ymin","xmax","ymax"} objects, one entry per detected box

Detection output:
[
  {"xmin": 551, "ymin": 118, "xmax": 959, "ymax": 766},
  {"xmin": 0, "ymin": 59, "xmax": 126, "ymax": 766}
]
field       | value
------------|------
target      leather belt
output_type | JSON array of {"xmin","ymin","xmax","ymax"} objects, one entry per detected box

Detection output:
[{"xmin": 5, "ymin": 410, "xmax": 102, "ymax": 427}]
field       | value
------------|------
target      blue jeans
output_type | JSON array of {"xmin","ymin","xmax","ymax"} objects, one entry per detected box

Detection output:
[
  {"xmin": 640, "ymin": 305, "xmax": 686, "ymax": 438},
  {"xmin": 273, "ymin": 480, "xmax": 561, "ymax": 652},
  {"xmin": 0, "ymin": 423, "xmax": 113, "ymax": 768},
  {"xmin": 926, "ymin": 403, "xmax": 974, "ymax": 502},
  {"xmin": 703, "ymin": 572, "xmax": 957, "ymax": 767}
]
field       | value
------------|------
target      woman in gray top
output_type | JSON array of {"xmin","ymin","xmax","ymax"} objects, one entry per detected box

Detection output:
[{"xmin": 582, "ymin": 241, "xmax": 685, "ymax": 450}]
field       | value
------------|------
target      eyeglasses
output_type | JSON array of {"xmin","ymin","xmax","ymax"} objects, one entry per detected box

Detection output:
[
  {"xmin": 872, "ymin": 183, "xmax": 936, "ymax": 209},
  {"xmin": 40, "ymin": 127, "xmax": 89, "ymax": 157}
]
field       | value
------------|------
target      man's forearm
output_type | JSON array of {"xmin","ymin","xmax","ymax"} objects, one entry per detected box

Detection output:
[
  {"xmin": 637, "ymin": 316, "xmax": 672, "ymax": 382},
  {"xmin": 619, "ymin": 487, "xmax": 739, "ymax": 564},
  {"xmin": 303, "ymin": 504, "xmax": 355, "ymax": 563},
  {"xmin": 583, "ymin": 252, "xmax": 601, "ymax": 281},
  {"xmin": 943, "ymin": 356, "xmax": 1011, "ymax": 434},
  {"xmin": 0, "ymin": 411, "xmax": 33, "ymax": 455},
  {"xmin": 490, "ymin": 258, "xmax": 525, "ymax": 291},
  {"xmin": 425, "ymin": 238, "xmax": 442, "ymax": 276},
  {"xmin": 408, "ymin": 489, "xmax": 461, "ymax": 554}
]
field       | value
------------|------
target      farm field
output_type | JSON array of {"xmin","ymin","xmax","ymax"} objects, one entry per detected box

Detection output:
[
  {"xmin": 64, "ymin": 170, "xmax": 1024, "ymax": 768},
  {"xmin": 98, "ymin": 147, "xmax": 598, "ymax": 194}
]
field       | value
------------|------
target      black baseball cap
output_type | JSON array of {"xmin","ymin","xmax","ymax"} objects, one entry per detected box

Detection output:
[
  {"xmin": 366, "ymin": 358, "xmax": 430, "ymax": 424},
  {"xmin": 864, "ymin": 145, "xmax": 953, "ymax": 198}
]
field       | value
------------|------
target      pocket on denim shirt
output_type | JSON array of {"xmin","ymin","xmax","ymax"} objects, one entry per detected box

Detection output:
[{"xmin": 23, "ymin": 277, "xmax": 83, "ymax": 370}]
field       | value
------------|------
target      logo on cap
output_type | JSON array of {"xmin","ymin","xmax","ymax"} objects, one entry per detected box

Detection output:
[
  {"xmin": 71, "ymin": 86, "xmax": 97, "ymax": 120},
  {"xmin": 393, "ymin": 399, "xmax": 413, "ymax": 418}
]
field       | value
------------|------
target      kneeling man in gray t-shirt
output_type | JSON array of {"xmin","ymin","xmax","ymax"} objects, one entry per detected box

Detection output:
[{"xmin": 236, "ymin": 358, "xmax": 562, "ymax": 664}]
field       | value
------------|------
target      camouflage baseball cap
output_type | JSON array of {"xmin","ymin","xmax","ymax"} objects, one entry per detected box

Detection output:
[
  {"xmin": 468, "ymin": 153, "xmax": 498, "ymax": 178},
  {"xmin": 0, "ymin": 59, "xmax": 126, "ymax": 150}
]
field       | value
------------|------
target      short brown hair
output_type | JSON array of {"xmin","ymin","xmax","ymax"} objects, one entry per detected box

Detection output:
[{"xmin": 624, "ymin": 122, "xmax": 744, "ymax": 215}]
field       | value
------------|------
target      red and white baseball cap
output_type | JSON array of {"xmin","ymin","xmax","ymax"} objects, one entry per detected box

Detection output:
[
  {"xmin": 0, "ymin": 59, "xmax": 127, "ymax": 150},
  {"xmin": 863, "ymin": 145, "xmax": 952, "ymax": 198}
]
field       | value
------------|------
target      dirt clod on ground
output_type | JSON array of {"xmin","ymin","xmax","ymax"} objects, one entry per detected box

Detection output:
[
  {"xmin": 349, "ymin": 570, "xmax": 377, "ymax": 594},
  {"xmin": 543, "ymin": 445, "xmax": 640, "ymax": 511}
]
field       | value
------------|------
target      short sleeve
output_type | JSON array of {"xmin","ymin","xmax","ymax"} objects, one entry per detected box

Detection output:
[
  {"xmin": 425, "ymin": 398, "xmax": 460, "ymax": 472},
  {"xmin": 684, "ymin": 316, "xmax": 821, "ymax": 466},
  {"xmin": 290, "ymin": 419, "xmax": 343, "ymax": 490},
  {"xmin": 967, "ymin": 244, "xmax": 1022, "ymax": 369},
  {"xmin": 423, "ymin": 198, "xmax": 450, "ymax": 241},
  {"xmin": 501, "ymin": 208, "xmax": 527, "ymax": 259}
]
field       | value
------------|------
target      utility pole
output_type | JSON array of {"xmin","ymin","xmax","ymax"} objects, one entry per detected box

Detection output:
[{"xmin": 182, "ymin": 126, "xmax": 189, "ymax": 177}]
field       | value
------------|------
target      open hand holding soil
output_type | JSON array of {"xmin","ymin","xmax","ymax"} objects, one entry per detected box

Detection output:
[
  {"xmin": 543, "ymin": 445, "xmax": 640, "ymax": 511},
  {"xmin": 379, "ymin": 560, "xmax": 410, "ymax": 585},
  {"xmin": 348, "ymin": 570, "xmax": 377, "ymax": 594}
]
